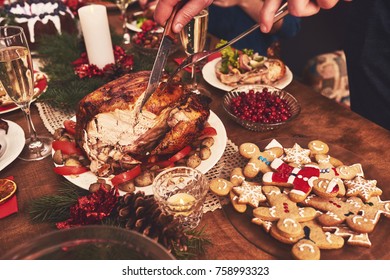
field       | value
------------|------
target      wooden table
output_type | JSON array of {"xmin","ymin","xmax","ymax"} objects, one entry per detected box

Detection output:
[{"xmin": 1, "ymin": 7, "xmax": 390, "ymax": 260}]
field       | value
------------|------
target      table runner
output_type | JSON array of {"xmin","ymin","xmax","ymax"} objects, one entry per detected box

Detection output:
[{"xmin": 36, "ymin": 102, "xmax": 247, "ymax": 213}]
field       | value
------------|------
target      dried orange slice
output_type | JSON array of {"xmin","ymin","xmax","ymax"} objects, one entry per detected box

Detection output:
[{"xmin": 0, "ymin": 178, "xmax": 17, "ymax": 204}]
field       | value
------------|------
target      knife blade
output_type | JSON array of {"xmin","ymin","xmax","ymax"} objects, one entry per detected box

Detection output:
[{"xmin": 138, "ymin": 2, "xmax": 184, "ymax": 111}]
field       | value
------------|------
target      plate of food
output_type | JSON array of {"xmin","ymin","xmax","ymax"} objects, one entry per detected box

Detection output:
[
  {"xmin": 0, "ymin": 119, "xmax": 25, "ymax": 171},
  {"xmin": 0, "ymin": 71, "xmax": 48, "ymax": 114},
  {"xmin": 53, "ymin": 111, "xmax": 227, "ymax": 196},
  {"xmin": 127, "ymin": 20, "xmax": 164, "ymax": 33},
  {"xmin": 202, "ymin": 57, "xmax": 293, "ymax": 92},
  {"xmin": 212, "ymin": 137, "xmax": 390, "ymax": 260}
]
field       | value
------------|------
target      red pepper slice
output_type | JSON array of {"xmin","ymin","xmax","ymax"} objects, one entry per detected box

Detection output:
[
  {"xmin": 111, "ymin": 165, "xmax": 142, "ymax": 187},
  {"xmin": 198, "ymin": 126, "xmax": 217, "ymax": 139},
  {"xmin": 63, "ymin": 119, "xmax": 76, "ymax": 135},
  {"xmin": 168, "ymin": 145, "xmax": 192, "ymax": 163},
  {"xmin": 53, "ymin": 166, "xmax": 89, "ymax": 175},
  {"xmin": 52, "ymin": 140, "xmax": 83, "ymax": 155}
]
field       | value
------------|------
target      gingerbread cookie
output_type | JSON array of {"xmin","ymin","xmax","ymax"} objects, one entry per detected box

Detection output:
[
  {"xmin": 253, "ymin": 186, "xmax": 317, "ymax": 238},
  {"xmin": 283, "ymin": 143, "xmax": 311, "ymax": 166},
  {"xmin": 229, "ymin": 190, "xmax": 247, "ymax": 213},
  {"xmin": 323, "ymin": 225, "xmax": 372, "ymax": 248},
  {"xmin": 314, "ymin": 160, "xmax": 364, "ymax": 198},
  {"xmin": 230, "ymin": 167, "xmax": 245, "ymax": 187},
  {"xmin": 251, "ymin": 217, "xmax": 273, "ymax": 233},
  {"xmin": 292, "ymin": 239, "xmax": 321, "ymax": 260},
  {"xmin": 209, "ymin": 178, "xmax": 233, "ymax": 196},
  {"xmin": 345, "ymin": 195, "xmax": 390, "ymax": 233},
  {"xmin": 263, "ymin": 158, "xmax": 320, "ymax": 202},
  {"xmin": 308, "ymin": 140, "xmax": 329, "ymax": 156},
  {"xmin": 239, "ymin": 143, "xmax": 284, "ymax": 178},
  {"xmin": 233, "ymin": 181, "xmax": 266, "ymax": 208},
  {"xmin": 301, "ymin": 194, "xmax": 364, "ymax": 226},
  {"xmin": 344, "ymin": 176, "xmax": 382, "ymax": 202}
]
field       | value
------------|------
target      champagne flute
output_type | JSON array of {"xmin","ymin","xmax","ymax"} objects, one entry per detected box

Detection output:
[
  {"xmin": 0, "ymin": 26, "xmax": 52, "ymax": 161},
  {"xmin": 179, "ymin": 9, "xmax": 209, "ymax": 93},
  {"xmin": 116, "ymin": 0, "xmax": 136, "ymax": 44}
]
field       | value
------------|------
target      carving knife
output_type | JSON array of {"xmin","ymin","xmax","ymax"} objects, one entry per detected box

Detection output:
[{"xmin": 138, "ymin": 2, "xmax": 185, "ymax": 110}]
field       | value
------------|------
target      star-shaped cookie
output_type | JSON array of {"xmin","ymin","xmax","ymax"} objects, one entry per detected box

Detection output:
[
  {"xmin": 344, "ymin": 176, "xmax": 382, "ymax": 202},
  {"xmin": 232, "ymin": 181, "xmax": 266, "ymax": 208},
  {"xmin": 283, "ymin": 143, "xmax": 311, "ymax": 166}
]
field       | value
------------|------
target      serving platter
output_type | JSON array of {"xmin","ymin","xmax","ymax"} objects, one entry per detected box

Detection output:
[
  {"xmin": 202, "ymin": 57, "xmax": 293, "ymax": 92},
  {"xmin": 221, "ymin": 137, "xmax": 390, "ymax": 260},
  {"xmin": 56, "ymin": 111, "xmax": 227, "ymax": 196}
]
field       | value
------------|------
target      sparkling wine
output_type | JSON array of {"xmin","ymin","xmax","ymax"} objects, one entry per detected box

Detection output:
[
  {"xmin": 180, "ymin": 9, "xmax": 209, "ymax": 55},
  {"xmin": 0, "ymin": 46, "xmax": 35, "ymax": 106},
  {"xmin": 115, "ymin": 0, "xmax": 134, "ymax": 11}
]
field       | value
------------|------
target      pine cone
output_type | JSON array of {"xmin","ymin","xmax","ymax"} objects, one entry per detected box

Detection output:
[{"xmin": 115, "ymin": 192, "xmax": 189, "ymax": 252}]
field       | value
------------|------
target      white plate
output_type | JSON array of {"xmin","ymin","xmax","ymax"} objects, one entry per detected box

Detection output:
[
  {"xmin": 202, "ymin": 57, "xmax": 293, "ymax": 92},
  {"xmin": 56, "ymin": 111, "xmax": 227, "ymax": 196},
  {"xmin": 126, "ymin": 20, "xmax": 164, "ymax": 33},
  {"xmin": 0, "ymin": 120, "xmax": 25, "ymax": 171}
]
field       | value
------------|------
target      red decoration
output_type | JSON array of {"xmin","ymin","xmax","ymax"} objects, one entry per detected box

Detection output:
[
  {"xmin": 62, "ymin": 0, "xmax": 86, "ymax": 16},
  {"xmin": 56, "ymin": 185, "xmax": 119, "ymax": 229},
  {"xmin": 72, "ymin": 45, "xmax": 134, "ymax": 79}
]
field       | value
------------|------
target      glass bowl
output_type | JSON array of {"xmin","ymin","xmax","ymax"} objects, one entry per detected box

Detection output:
[
  {"xmin": 1, "ymin": 225, "xmax": 175, "ymax": 260},
  {"xmin": 222, "ymin": 84, "xmax": 301, "ymax": 132}
]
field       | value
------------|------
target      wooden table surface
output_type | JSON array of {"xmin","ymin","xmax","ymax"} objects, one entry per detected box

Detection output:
[{"xmin": 1, "ymin": 6, "xmax": 390, "ymax": 260}]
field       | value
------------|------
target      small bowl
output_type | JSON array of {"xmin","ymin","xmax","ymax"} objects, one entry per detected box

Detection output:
[{"xmin": 222, "ymin": 84, "xmax": 301, "ymax": 132}]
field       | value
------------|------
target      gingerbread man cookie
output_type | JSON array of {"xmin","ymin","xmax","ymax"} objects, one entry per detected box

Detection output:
[
  {"xmin": 301, "ymin": 194, "xmax": 364, "ymax": 226},
  {"xmin": 345, "ymin": 195, "xmax": 390, "ymax": 233},
  {"xmin": 308, "ymin": 140, "xmax": 330, "ymax": 156},
  {"xmin": 239, "ymin": 143, "xmax": 284, "ymax": 178},
  {"xmin": 253, "ymin": 186, "xmax": 317, "ymax": 238},
  {"xmin": 323, "ymin": 225, "xmax": 372, "ymax": 247},
  {"xmin": 262, "ymin": 158, "xmax": 320, "ymax": 202},
  {"xmin": 229, "ymin": 191, "xmax": 247, "ymax": 213},
  {"xmin": 209, "ymin": 168, "xmax": 245, "ymax": 196},
  {"xmin": 291, "ymin": 220, "xmax": 345, "ymax": 260}
]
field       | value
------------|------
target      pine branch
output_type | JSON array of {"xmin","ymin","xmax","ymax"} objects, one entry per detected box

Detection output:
[
  {"xmin": 173, "ymin": 226, "xmax": 212, "ymax": 260},
  {"xmin": 28, "ymin": 181, "xmax": 88, "ymax": 223}
]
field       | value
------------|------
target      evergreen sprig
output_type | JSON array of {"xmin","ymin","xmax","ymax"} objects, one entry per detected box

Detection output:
[
  {"xmin": 173, "ymin": 226, "xmax": 212, "ymax": 260},
  {"xmin": 28, "ymin": 181, "xmax": 88, "ymax": 223}
]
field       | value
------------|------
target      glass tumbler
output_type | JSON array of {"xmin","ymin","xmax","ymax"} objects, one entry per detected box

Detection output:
[{"xmin": 153, "ymin": 166, "xmax": 209, "ymax": 230}]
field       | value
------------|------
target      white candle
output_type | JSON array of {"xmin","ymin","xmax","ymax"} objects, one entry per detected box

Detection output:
[
  {"xmin": 167, "ymin": 193, "xmax": 196, "ymax": 215},
  {"xmin": 78, "ymin": 5, "xmax": 115, "ymax": 69}
]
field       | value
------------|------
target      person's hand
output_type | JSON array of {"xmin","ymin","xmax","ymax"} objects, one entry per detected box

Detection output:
[
  {"xmin": 259, "ymin": 0, "xmax": 340, "ymax": 33},
  {"xmin": 153, "ymin": 0, "xmax": 213, "ymax": 33},
  {"xmin": 212, "ymin": 0, "xmax": 241, "ymax": 7}
]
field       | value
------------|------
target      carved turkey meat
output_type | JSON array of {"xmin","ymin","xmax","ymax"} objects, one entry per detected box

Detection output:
[{"xmin": 75, "ymin": 71, "xmax": 211, "ymax": 176}]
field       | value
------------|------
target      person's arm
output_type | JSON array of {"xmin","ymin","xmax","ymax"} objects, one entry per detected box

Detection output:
[
  {"xmin": 153, "ymin": 0, "xmax": 213, "ymax": 33},
  {"xmin": 236, "ymin": 0, "xmax": 284, "ymax": 33},
  {"xmin": 259, "ymin": 0, "xmax": 340, "ymax": 33}
]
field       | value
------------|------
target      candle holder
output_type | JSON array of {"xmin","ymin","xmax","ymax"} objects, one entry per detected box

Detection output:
[{"xmin": 153, "ymin": 167, "xmax": 209, "ymax": 230}]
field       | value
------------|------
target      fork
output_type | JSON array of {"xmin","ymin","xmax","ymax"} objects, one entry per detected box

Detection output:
[{"xmin": 165, "ymin": 2, "xmax": 289, "ymax": 86}]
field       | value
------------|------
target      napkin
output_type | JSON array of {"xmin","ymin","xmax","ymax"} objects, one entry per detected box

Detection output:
[
  {"xmin": 0, "ymin": 104, "xmax": 17, "ymax": 112},
  {"xmin": 0, "ymin": 195, "xmax": 18, "ymax": 219},
  {"xmin": 0, "ymin": 176, "xmax": 18, "ymax": 219},
  {"xmin": 173, "ymin": 52, "xmax": 221, "ymax": 73}
]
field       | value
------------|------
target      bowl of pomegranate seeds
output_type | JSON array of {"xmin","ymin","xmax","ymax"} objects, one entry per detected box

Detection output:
[{"xmin": 222, "ymin": 85, "xmax": 300, "ymax": 132}]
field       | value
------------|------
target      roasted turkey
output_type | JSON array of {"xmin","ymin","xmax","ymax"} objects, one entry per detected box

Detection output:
[{"xmin": 75, "ymin": 71, "xmax": 211, "ymax": 176}]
